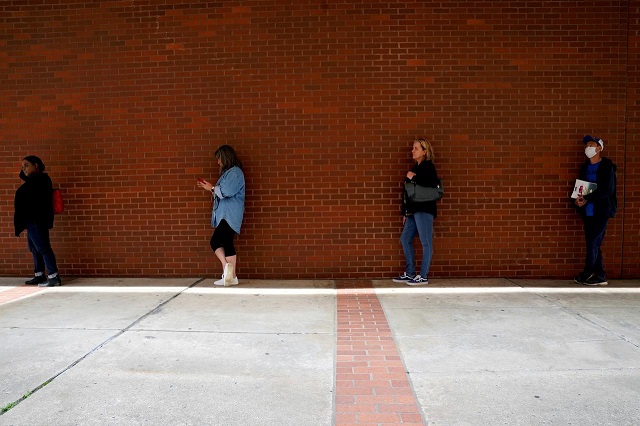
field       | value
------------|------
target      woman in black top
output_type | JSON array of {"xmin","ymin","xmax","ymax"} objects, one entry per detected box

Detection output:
[
  {"xmin": 14, "ymin": 156, "xmax": 61, "ymax": 287},
  {"xmin": 392, "ymin": 138, "xmax": 439, "ymax": 285}
]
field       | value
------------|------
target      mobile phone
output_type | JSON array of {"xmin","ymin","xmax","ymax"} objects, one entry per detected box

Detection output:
[{"xmin": 197, "ymin": 178, "xmax": 206, "ymax": 184}]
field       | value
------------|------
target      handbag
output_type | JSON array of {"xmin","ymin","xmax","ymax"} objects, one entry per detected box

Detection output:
[
  {"xmin": 404, "ymin": 179, "xmax": 444, "ymax": 203},
  {"xmin": 52, "ymin": 188, "xmax": 64, "ymax": 214}
]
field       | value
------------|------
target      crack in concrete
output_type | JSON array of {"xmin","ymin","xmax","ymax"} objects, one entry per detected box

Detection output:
[
  {"xmin": 510, "ymin": 278, "xmax": 640, "ymax": 349},
  {"xmin": 0, "ymin": 277, "xmax": 204, "ymax": 416}
]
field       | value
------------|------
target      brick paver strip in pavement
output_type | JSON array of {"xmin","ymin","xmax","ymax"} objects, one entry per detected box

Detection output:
[
  {"xmin": 335, "ymin": 280, "xmax": 425, "ymax": 425},
  {"xmin": 0, "ymin": 286, "xmax": 44, "ymax": 305}
]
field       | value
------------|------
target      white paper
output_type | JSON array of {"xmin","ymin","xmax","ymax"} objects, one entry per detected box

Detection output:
[{"xmin": 571, "ymin": 179, "xmax": 597, "ymax": 199}]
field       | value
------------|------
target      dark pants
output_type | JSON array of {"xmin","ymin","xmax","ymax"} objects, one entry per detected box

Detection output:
[
  {"xmin": 27, "ymin": 223, "xmax": 58, "ymax": 276},
  {"xmin": 582, "ymin": 216, "xmax": 609, "ymax": 278},
  {"xmin": 210, "ymin": 219, "xmax": 237, "ymax": 257}
]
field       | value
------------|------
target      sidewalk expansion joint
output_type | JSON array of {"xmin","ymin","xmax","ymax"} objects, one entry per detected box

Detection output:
[
  {"xmin": 509, "ymin": 280, "xmax": 640, "ymax": 349},
  {"xmin": 0, "ymin": 277, "xmax": 205, "ymax": 417},
  {"xmin": 129, "ymin": 328, "xmax": 332, "ymax": 336}
]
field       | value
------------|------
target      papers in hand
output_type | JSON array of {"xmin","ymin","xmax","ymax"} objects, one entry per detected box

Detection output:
[{"xmin": 571, "ymin": 179, "xmax": 597, "ymax": 199}]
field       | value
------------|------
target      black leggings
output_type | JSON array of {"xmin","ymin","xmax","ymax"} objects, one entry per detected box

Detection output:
[{"xmin": 210, "ymin": 219, "xmax": 237, "ymax": 257}]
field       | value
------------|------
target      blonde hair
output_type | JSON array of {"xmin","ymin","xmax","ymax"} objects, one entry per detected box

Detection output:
[{"xmin": 414, "ymin": 138, "xmax": 434, "ymax": 161}]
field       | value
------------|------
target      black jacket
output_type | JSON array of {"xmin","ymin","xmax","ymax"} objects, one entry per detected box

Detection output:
[
  {"xmin": 14, "ymin": 171, "xmax": 54, "ymax": 236},
  {"xmin": 577, "ymin": 157, "xmax": 617, "ymax": 219},
  {"xmin": 402, "ymin": 159, "xmax": 439, "ymax": 218}
]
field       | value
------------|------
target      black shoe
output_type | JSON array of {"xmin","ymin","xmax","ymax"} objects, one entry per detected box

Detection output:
[
  {"xmin": 39, "ymin": 275, "xmax": 62, "ymax": 287},
  {"xmin": 25, "ymin": 275, "xmax": 47, "ymax": 285},
  {"xmin": 573, "ymin": 272, "xmax": 593, "ymax": 285},
  {"xmin": 584, "ymin": 275, "xmax": 608, "ymax": 286}
]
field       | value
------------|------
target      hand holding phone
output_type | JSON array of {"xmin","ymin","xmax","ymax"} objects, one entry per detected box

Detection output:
[{"xmin": 197, "ymin": 178, "xmax": 213, "ymax": 193}]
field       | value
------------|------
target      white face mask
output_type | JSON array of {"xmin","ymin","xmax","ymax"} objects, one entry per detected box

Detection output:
[{"xmin": 585, "ymin": 146, "xmax": 598, "ymax": 159}]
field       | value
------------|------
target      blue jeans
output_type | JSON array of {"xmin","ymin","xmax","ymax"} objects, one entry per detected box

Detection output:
[
  {"xmin": 583, "ymin": 216, "xmax": 608, "ymax": 278},
  {"xmin": 27, "ymin": 223, "xmax": 58, "ymax": 276},
  {"xmin": 400, "ymin": 212, "xmax": 434, "ymax": 278}
]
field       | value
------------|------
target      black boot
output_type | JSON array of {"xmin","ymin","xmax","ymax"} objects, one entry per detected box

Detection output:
[
  {"xmin": 25, "ymin": 275, "xmax": 47, "ymax": 285},
  {"xmin": 39, "ymin": 275, "xmax": 62, "ymax": 287}
]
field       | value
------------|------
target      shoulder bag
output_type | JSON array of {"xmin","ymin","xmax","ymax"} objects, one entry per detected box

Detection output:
[{"xmin": 404, "ymin": 179, "xmax": 444, "ymax": 203}]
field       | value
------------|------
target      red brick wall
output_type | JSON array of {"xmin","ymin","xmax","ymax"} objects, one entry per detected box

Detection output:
[
  {"xmin": 624, "ymin": 2, "xmax": 640, "ymax": 277},
  {"xmin": 1, "ymin": 1, "xmax": 637, "ymax": 279}
]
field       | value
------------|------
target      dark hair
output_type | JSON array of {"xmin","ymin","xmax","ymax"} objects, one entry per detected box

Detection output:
[
  {"xmin": 214, "ymin": 145, "xmax": 243, "ymax": 172},
  {"xmin": 22, "ymin": 155, "xmax": 46, "ymax": 172}
]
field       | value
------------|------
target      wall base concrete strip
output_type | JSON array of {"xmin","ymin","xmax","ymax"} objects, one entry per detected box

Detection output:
[{"xmin": 335, "ymin": 280, "xmax": 424, "ymax": 425}]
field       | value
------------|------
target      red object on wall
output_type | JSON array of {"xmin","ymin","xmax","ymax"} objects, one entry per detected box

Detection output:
[{"xmin": 52, "ymin": 189, "xmax": 64, "ymax": 215}]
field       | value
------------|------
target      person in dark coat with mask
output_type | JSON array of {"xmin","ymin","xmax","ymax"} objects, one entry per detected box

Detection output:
[
  {"xmin": 573, "ymin": 135, "xmax": 617, "ymax": 286},
  {"xmin": 14, "ymin": 156, "xmax": 62, "ymax": 287}
]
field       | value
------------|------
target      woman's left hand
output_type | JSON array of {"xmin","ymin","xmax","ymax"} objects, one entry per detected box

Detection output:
[
  {"xmin": 197, "ymin": 179, "xmax": 213, "ymax": 192},
  {"xmin": 406, "ymin": 171, "xmax": 416, "ymax": 180}
]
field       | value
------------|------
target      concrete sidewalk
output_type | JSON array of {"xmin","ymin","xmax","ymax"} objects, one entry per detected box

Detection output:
[{"xmin": 1, "ymin": 277, "xmax": 639, "ymax": 425}]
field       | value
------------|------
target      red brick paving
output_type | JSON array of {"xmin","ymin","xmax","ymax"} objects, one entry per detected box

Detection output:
[
  {"xmin": 0, "ymin": 286, "xmax": 44, "ymax": 305},
  {"xmin": 335, "ymin": 280, "xmax": 425, "ymax": 425}
]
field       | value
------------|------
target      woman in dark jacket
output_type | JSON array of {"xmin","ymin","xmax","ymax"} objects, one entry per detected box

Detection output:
[
  {"xmin": 392, "ymin": 138, "xmax": 440, "ymax": 286},
  {"xmin": 14, "ymin": 156, "xmax": 61, "ymax": 287}
]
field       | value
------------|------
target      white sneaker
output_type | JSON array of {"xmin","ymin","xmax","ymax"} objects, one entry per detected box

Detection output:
[
  {"xmin": 224, "ymin": 263, "xmax": 236, "ymax": 286},
  {"xmin": 213, "ymin": 275, "xmax": 225, "ymax": 286},
  {"xmin": 392, "ymin": 272, "xmax": 415, "ymax": 283},
  {"xmin": 406, "ymin": 275, "xmax": 428, "ymax": 286}
]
